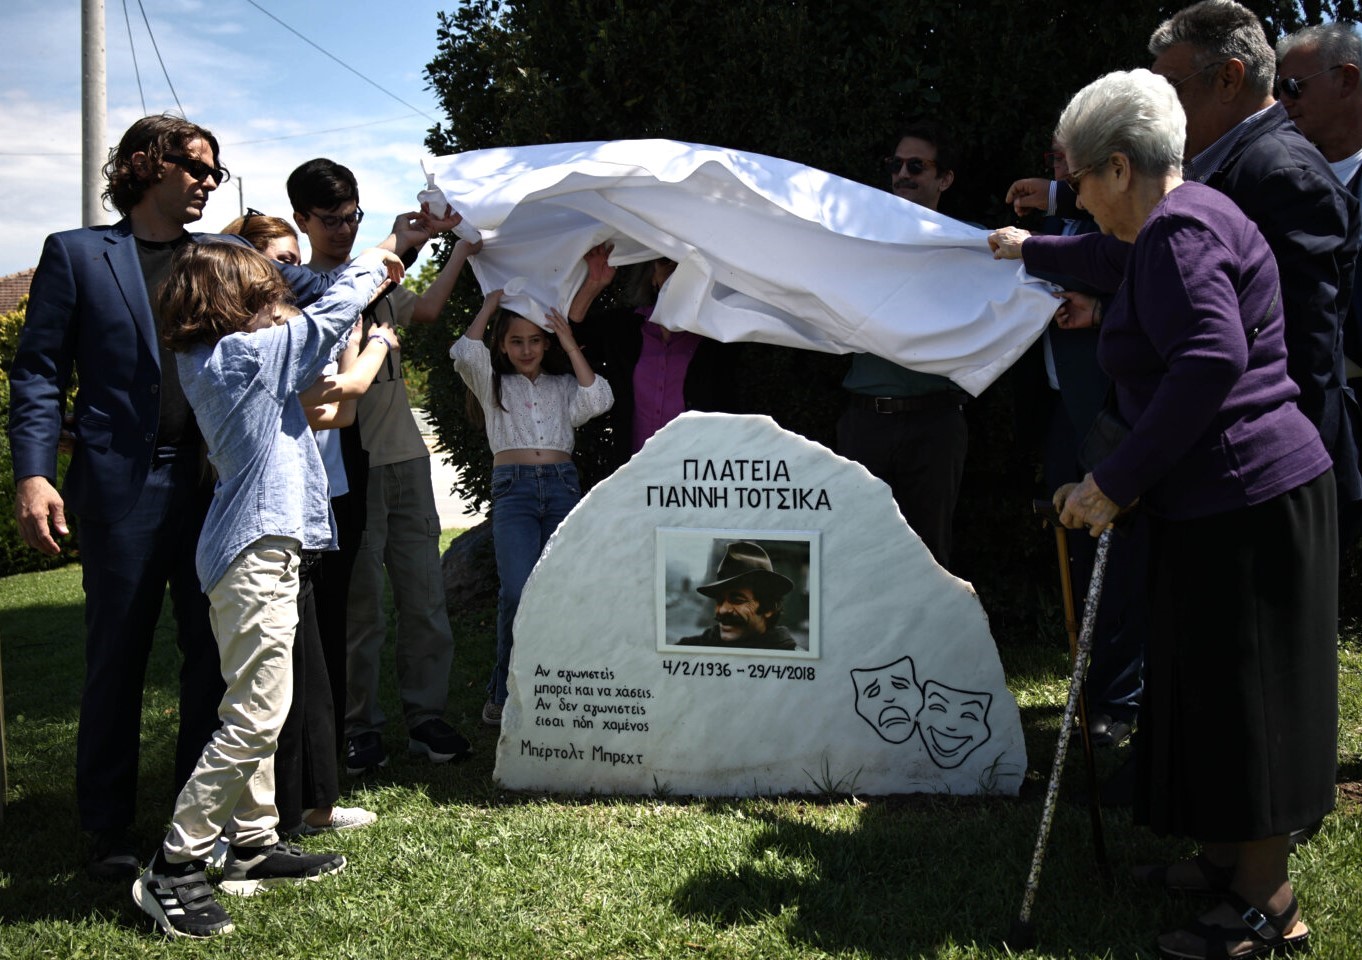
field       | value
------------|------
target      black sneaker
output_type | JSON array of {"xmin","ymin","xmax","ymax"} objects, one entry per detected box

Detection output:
[
  {"xmin": 408, "ymin": 718, "xmax": 472, "ymax": 763},
  {"xmin": 345, "ymin": 732, "xmax": 388, "ymax": 775},
  {"xmin": 88, "ymin": 829, "xmax": 141, "ymax": 881},
  {"xmin": 132, "ymin": 849, "xmax": 234, "ymax": 939},
  {"xmin": 219, "ymin": 841, "xmax": 346, "ymax": 897}
]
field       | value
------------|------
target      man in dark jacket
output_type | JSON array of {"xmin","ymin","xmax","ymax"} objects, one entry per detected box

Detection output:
[
  {"xmin": 1149, "ymin": 0, "xmax": 1362, "ymax": 541},
  {"xmin": 8, "ymin": 116, "xmax": 236, "ymax": 880},
  {"xmin": 1276, "ymin": 21, "xmax": 1362, "ymax": 544}
]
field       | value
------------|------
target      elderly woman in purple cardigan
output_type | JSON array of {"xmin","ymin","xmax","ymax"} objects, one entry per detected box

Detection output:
[{"xmin": 991, "ymin": 69, "xmax": 1334, "ymax": 960}]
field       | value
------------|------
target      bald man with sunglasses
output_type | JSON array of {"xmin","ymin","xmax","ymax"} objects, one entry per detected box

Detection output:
[{"xmin": 1276, "ymin": 24, "xmax": 1362, "ymax": 425}]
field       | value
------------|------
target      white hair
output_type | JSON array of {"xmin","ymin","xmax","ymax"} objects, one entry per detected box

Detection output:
[
  {"xmin": 1055, "ymin": 69, "xmax": 1186, "ymax": 178},
  {"xmin": 1276, "ymin": 21, "xmax": 1362, "ymax": 68}
]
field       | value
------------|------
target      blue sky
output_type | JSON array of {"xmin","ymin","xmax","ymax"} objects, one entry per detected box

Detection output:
[{"xmin": 0, "ymin": 0, "xmax": 455, "ymax": 276}]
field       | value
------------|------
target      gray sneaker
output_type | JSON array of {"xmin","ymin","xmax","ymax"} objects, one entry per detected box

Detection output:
[
  {"xmin": 481, "ymin": 700, "xmax": 504, "ymax": 727},
  {"xmin": 219, "ymin": 841, "xmax": 345, "ymax": 897}
]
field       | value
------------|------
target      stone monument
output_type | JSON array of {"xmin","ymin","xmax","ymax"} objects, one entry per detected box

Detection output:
[{"xmin": 495, "ymin": 413, "xmax": 1027, "ymax": 796}]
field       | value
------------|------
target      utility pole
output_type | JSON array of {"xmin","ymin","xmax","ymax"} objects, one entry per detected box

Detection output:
[{"xmin": 82, "ymin": 0, "xmax": 107, "ymax": 227}]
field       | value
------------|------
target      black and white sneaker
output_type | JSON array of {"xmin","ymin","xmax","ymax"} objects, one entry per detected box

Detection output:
[
  {"xmin": 408, "ymin": 718, "xmax": 472, "ymax": 763},
  {"xmin": 345, "ymin": 732, "xmax": 388, "ymax": 775},
  {"xmin": 219, "ymin": 841, "xmax": 346, "ymax": 897},
  {"xmin": 132, "ymin": 849, "xmax": 234, "ymax": 939}
]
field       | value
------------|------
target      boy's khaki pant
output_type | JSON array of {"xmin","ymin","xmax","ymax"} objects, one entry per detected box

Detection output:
[{"xmin": 163, "ymin": 536, "xmax": 299, "ymax": 862}]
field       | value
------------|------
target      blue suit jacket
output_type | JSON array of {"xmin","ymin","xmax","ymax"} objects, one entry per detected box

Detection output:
[{"xmin": 7, "ymin": 219, "xmax": 336, "ymax": 524}]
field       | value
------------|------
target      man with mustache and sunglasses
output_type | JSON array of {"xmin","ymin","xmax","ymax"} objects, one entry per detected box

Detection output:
[{"xmin": 836, "ymin": 123, "xmax": 970, "ymax": 570}]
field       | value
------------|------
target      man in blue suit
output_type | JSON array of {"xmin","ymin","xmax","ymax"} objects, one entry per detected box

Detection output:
[{"xmin": 11, "ymin": 115, "xmax": 261, "ymax": 880}]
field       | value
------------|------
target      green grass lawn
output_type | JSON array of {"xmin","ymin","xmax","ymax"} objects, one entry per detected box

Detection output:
[{"xmin": 1, "ymin": 543, "xmax": 1359, "ymax": 959}]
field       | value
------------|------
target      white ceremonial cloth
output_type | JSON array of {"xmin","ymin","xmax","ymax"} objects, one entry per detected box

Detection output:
[{"xmin": 426, "ymin": 140, "xmax": 1056, "ymax": 396}]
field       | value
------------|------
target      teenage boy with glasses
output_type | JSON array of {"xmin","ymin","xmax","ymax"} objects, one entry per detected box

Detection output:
[{"xmin": 285, "ymin": 158, "xmax": 480, "ymax": 774}]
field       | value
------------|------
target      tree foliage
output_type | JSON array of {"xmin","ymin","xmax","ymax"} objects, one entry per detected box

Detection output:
[{"xmin": 411, "ymin": 0, "xmax": 1357, "ymax": 633}]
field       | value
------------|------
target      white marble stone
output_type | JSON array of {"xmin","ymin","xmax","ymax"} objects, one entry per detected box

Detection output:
[{"xmin": 495, "ymin": 413, "xmax": 1027, "ymax": 796}]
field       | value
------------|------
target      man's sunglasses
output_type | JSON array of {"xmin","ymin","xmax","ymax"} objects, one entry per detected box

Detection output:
[
  {"xmin": 305, "ymin": 207, "xmax": 365, "ymax": 230},
  {"xmin": 884, "ymin": 156, "xmax": 938, "ymax": 176},
  {"xmin": 1275, "ymin": 64, "xmax": 1343, "ymax": 99},
  {"xmin": 163, "ymin": 153, "xmax": 229, "ymax": 184}
]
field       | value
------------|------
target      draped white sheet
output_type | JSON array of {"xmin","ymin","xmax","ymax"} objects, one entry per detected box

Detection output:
[{"xmin": 426, "ymin": 139, "xmax": 1056, "ymax": 396}]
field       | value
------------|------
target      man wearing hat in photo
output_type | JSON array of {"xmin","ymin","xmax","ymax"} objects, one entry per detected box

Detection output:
[{"xmin": 677, "ymin": 541, "xmax": 797, "ymax": 650}]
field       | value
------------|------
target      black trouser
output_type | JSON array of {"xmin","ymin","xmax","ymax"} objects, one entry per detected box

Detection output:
[
  {"xmin": 76, "ymin": 451, "xmax": 223, "ymax": 835},
  {"xmin": 836, "ymin": 397, "xmax": 967, "ymax": 569},
  {"xmin": 273, "ymin": 555, "xmax": 339, "ymax": 831}
]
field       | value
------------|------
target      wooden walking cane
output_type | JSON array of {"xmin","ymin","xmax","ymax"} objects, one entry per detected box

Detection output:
[{"xmin": 1006, "ymin": 515, "xmax": 1114, "ymax": 950}]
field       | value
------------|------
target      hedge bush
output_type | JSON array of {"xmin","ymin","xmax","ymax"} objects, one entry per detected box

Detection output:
[{"xmin": 1, "ymin": 297, "xmax": 78, "ymax": 576}]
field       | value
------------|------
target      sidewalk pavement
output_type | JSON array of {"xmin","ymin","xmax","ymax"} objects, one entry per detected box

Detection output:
[{"xmin": 413, "ymin": 408, "xmax": 489, "ymax": 529}]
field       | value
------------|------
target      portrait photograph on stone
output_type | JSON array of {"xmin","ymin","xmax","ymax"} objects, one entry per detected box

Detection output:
[{"xmin": 658, "ymin": 531, "xmax": 818, "ymax": 656}]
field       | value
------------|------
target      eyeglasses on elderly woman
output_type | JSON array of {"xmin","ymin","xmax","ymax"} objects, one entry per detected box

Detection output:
[{"xmin": 1063, "ymin": 157, "xmax": 1110, "ymax": 193}]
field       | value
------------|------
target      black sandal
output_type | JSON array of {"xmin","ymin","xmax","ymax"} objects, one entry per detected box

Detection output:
[
  {"xmin": 1156, "ymin": 892, "xmax": 1310, "ymax": 959},
  {"xmin": 1134, "ymin": 852, "xmax": 1236, "ymax": 897}
]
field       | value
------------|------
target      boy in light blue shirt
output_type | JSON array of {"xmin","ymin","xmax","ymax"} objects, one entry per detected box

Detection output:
[{"xmin": 132, "ymin": 241, "xmax": 402, "ymax": 939}]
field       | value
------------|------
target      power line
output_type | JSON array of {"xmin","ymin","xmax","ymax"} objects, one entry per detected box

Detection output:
[
  {"xmin": 0, "ymin": 111, "xmax": 429, "ymax": 158},
  {"xmin": 241, "ymin": 0, "xmax": 440, "ymax": 124},
  {"xmin": 136, "ymin": 0, "xmax": 184, "ymax": 116},
  {"xmin": 228, "ymin": 113, "xmax": 428, "ymax": 146},
  {"xmin": 121, "ymin": 0, "xmax": 147, "ymax": 114}
]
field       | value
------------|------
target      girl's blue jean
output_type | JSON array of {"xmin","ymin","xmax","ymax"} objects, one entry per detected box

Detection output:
[{"xmin": 488, "ymin": 462, "xmax": 582, "ymax": 704}]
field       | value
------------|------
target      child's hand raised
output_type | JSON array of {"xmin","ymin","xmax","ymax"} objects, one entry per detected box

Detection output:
[
  {"xmin": 356, "ymin": 247, "xmax": 407, "ymax": 285},
  {"xmin": 375, "ymin": 249, "xmax": 406, "ymax": 284},
  {"xmin": 547, "ymin": 308, "xmax": 578, "ymax": 349}
]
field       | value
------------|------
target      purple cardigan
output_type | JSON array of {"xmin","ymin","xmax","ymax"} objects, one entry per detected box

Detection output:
[{"xmin": 1022, "ymin": 182, "xmax": 1329, "ymax": 519}]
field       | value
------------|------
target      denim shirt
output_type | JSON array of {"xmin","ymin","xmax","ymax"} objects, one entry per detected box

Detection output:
[{"xmin": 177, "ymin": 253, "xmax": 387, "ymax": 591}]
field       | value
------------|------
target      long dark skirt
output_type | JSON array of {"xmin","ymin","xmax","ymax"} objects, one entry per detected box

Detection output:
[{"xmin": 1135, "ymin": 470, "xmax": 1338, "ymax": 842}]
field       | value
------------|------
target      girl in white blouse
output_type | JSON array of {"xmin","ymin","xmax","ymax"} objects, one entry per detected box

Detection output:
[{"xmin": 451, "ymin": 290, "xmax": 613, "ymax": 726}]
